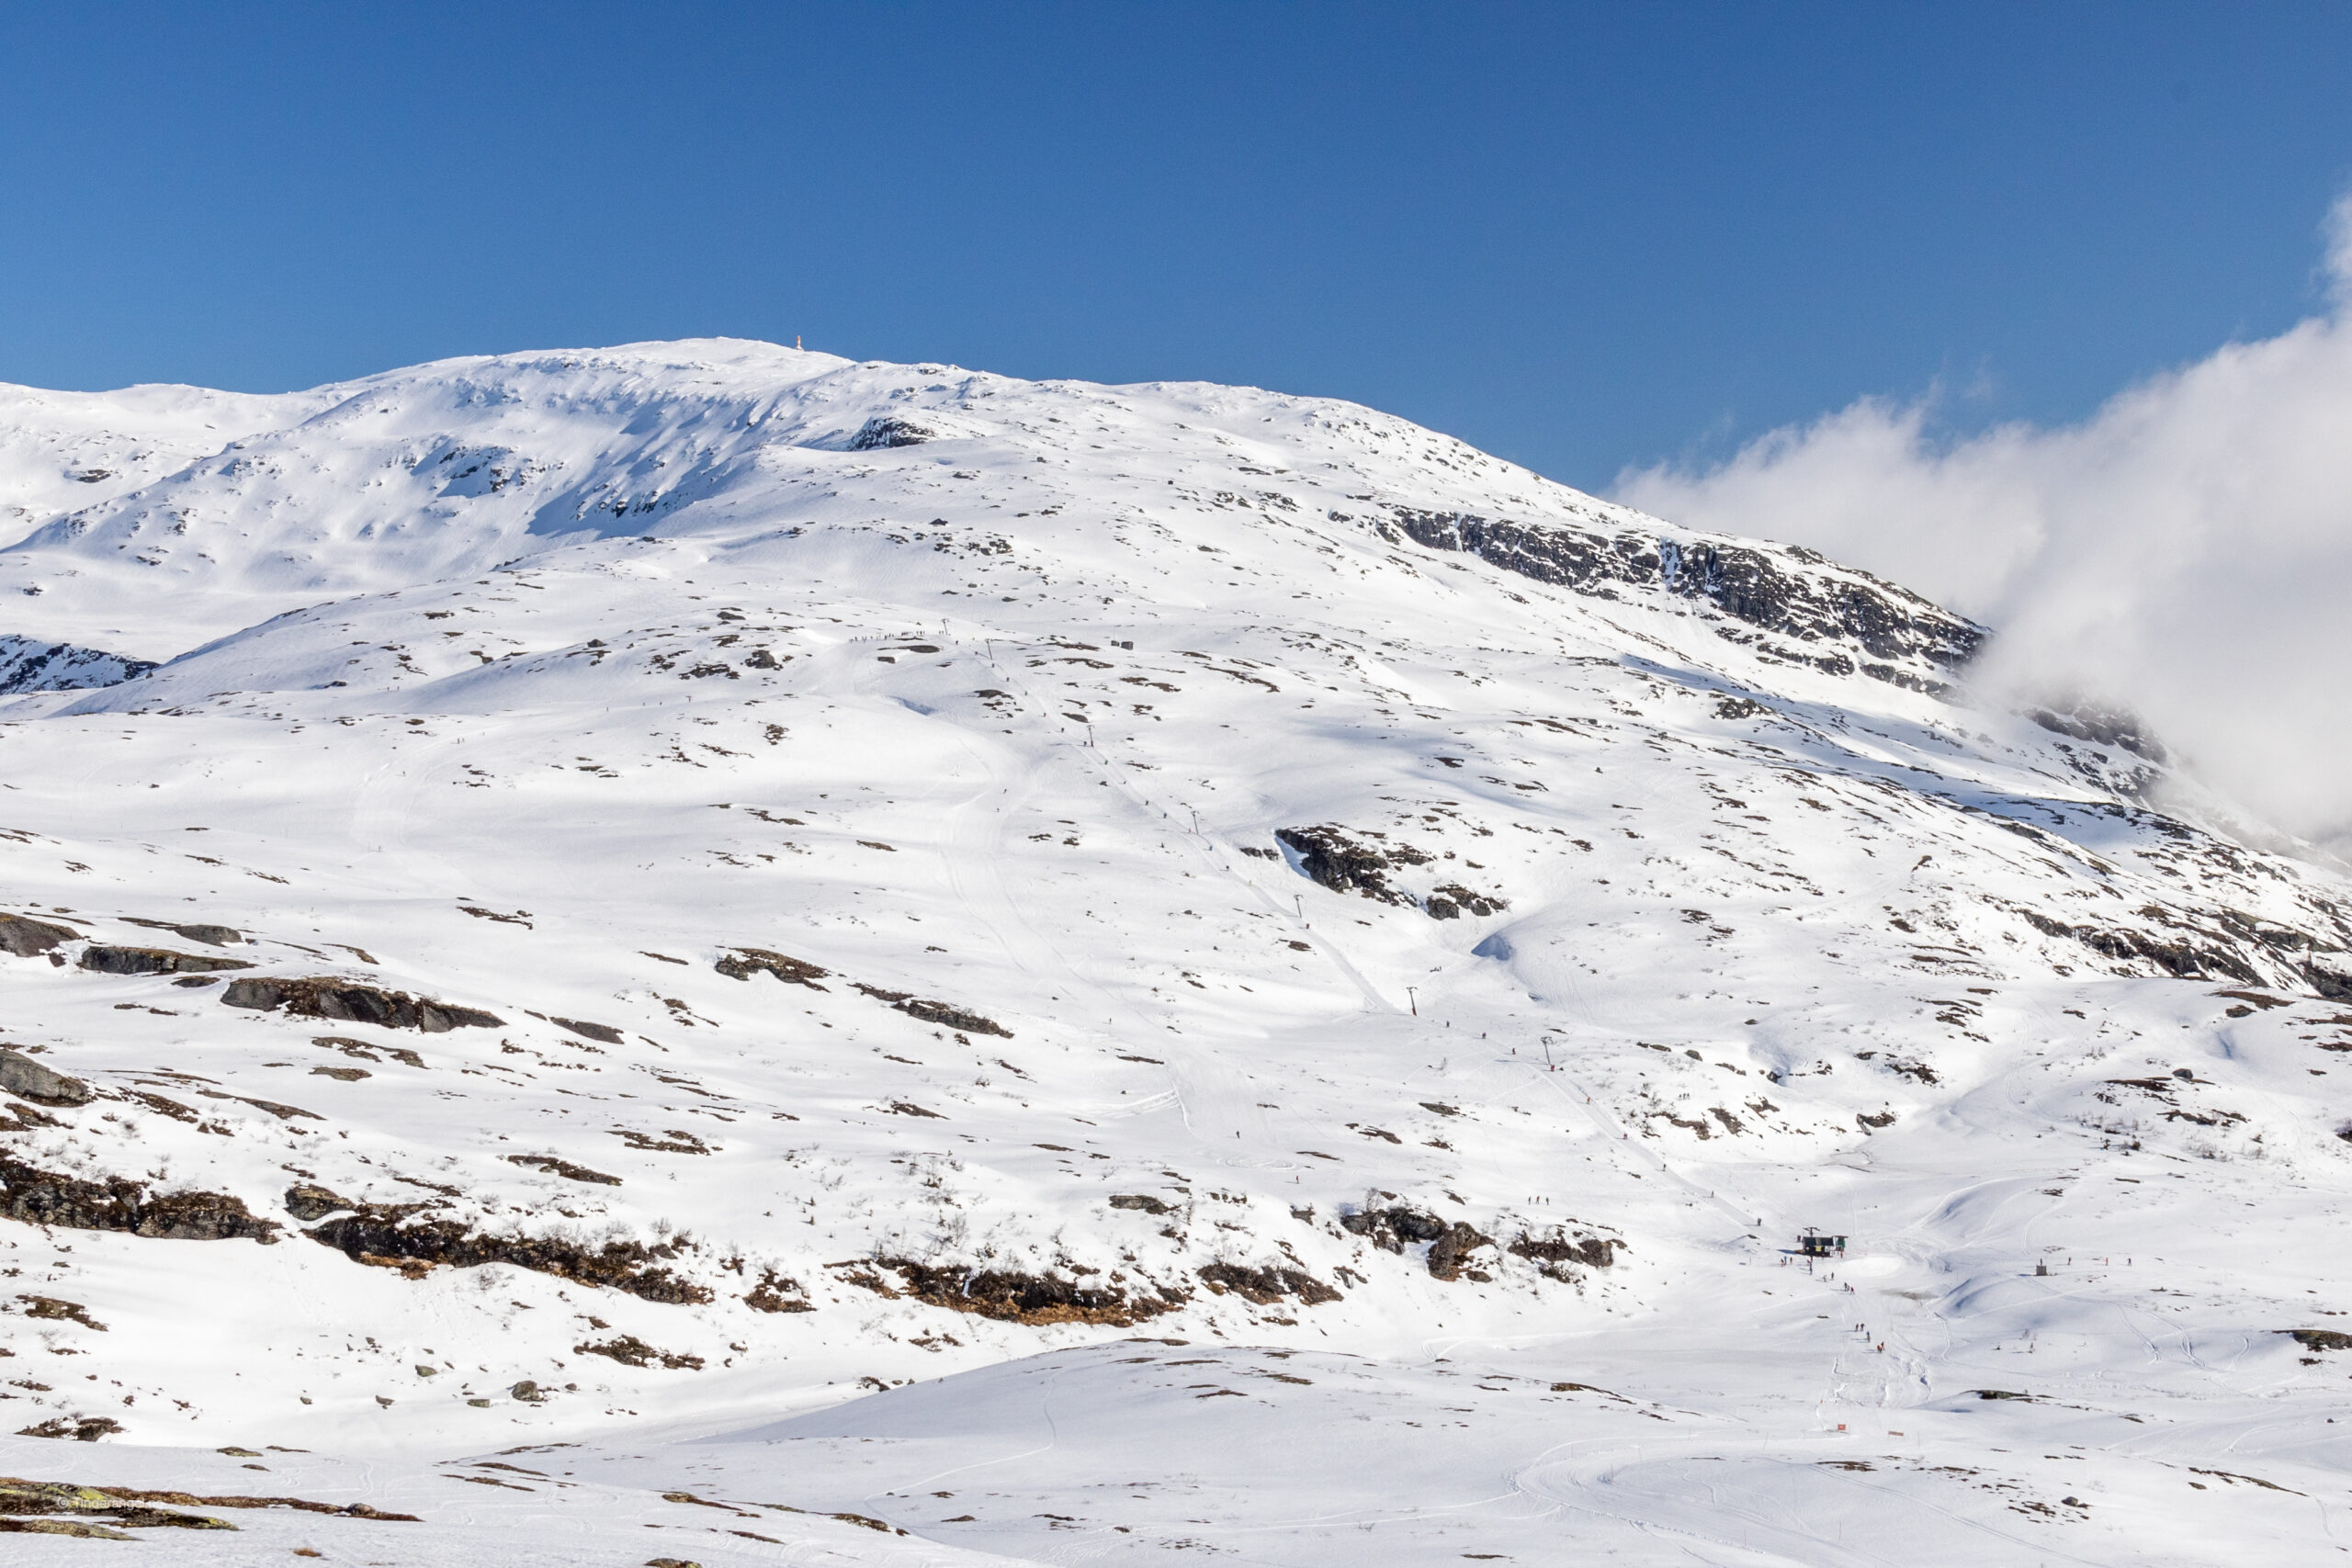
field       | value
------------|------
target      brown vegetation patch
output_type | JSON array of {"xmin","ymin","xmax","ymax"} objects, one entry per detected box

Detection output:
[
  {"xmin": 573, "ymin": 1335, "xmax": 704, "ymax": 1370},
  {"xmin": 13, "ymin": 1417, "xmax": 123, "ymax": 1442},
  {"xmin": 315, "ymin": 1035, "xmax": 424, "ymax": 1067},
  {"xmin": 614, "ymin": 1127, "xmax": 715, "ymax": 1155},
  {"xmin": 16, "ymin": 1295, "xmax": 105, "ymax": 1331},
  {"xmin": 744, "ymin": 1269, "xmax": 813, "ymax": 1313},
  {"xmin": 1108, "ymin": 1193, "xmax": 1171, "ymax": 1215}
]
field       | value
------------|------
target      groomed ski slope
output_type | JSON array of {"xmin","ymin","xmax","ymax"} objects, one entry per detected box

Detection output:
[{"xmin": 0, "ymin": 339, "xmax": 2346, "ymax": 1563}]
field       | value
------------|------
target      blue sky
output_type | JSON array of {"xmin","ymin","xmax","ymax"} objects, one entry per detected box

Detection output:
[{"xmin": 2, "ymin": 2, "xmax": 2348, "ymax": 488}]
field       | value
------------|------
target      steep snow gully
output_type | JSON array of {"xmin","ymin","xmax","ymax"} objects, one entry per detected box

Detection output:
[{"xmin": 0, "ymin": 339, "xmax": 2346, "ymax": 1562}]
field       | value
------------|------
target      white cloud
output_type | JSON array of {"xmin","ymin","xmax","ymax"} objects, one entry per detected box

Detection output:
[{"xmin": 1618, "ymin": 197, "xmax": 2352, "ymax": 857}]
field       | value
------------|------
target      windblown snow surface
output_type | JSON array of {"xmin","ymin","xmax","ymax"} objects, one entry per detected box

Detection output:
[{"xmin": 0, "ymin": 339, "xmax": 2348, "ymax": 1563}]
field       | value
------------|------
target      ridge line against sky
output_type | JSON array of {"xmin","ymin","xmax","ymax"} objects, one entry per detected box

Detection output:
[
  {"xmin": 3, "ymin": 3, "xmax": 2349, "ymax": 851},
  {"xmin": 2, "ymin": 3, "xmax": 2351, "ymax": 489}
]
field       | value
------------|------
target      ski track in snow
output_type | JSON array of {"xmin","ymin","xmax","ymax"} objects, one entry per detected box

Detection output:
[{"xmin": 0, "ymin": 338, "xmax": 2344, "ymax": 1562}]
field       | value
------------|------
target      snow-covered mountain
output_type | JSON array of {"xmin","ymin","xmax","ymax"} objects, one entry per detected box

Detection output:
[{"xmin": 1, "ymin": 339, "xmax": 2348, "ymax": 1563}]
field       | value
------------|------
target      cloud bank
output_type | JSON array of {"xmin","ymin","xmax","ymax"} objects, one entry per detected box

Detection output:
[{"xmin": 1618, "ymin": 197, "xmax": 2352, "ymax": 858}]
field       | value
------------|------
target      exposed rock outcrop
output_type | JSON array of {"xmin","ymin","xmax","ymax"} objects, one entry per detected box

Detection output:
[
  {"xmin": 838, "ymin": 1258, "xmax": 1183, "ymax": 1326},
  {"xmin": 0, "ymin": 1475, "xmax": 414, "ymax": 1522},
  {"xmin": 2021, "ymin": 911, "xmax": 2261, "ymax": 985},
  {"xmin": 1341, "ymin": 1204, "xmax": 1496, "ymax": 1280},
  {"xmin": 504, "ymin": 1153, "xmax": 622, "ymax": 1186},
  {"xmin": 1425, "ymin": 1222, "xmax": 1497, "ymax": 1282},
  {"xmin": 1276, "ymin": 825, "xmax": 1430, "ymax": 904},
  {"xmin": 1383, "ymin": 507, "xmax": 1984, "ymax": 684},
  {"xmin": 0, "ymin": 1156, "xmax": 277, "ymax": 1242},
  {"xmin": 1108, "ymin": 1193, "xmax": 1171, "ymax": 1215},
  {"xmin": 0, "ymin": 913, "xmax": 79, "ymax": 957},
  {"xmin": 302, "ymin": 1205, "xmax": 710, "ymax": 1303},
  {"xmin": 1426, "ymin": 883, "xmax": 1506, "ymax": 919},
  {"xmin": 1510, "ymin": 1228, "xmax": 1623, "ymax": 1280},
  {"xmin": 78, "ymin": 945, "xmax": 253, "ymax": 976},
  {"xmin": 0, "ymin": 634, "xmax": 155, "ymax": 694},
  {"xmin": 851, "ymin": 983, "xmax": 1012, "ymax": 1037},
  {"xmin": 2307, "ymin": 953, "xmax": 2352, "ymax": 1003},
  {"xmin": 220, "ymin": 976, "xmax": 502, "ymax": 1032},
  {"xmin": 1196, "ymin": 1260, "xmax": 1342, "ymax": 1305},
  {"xmin": 0, "ymin": 1049, "xmax": 89, "ymax": 1107},
  {"xmin": 1273, "ymin": 826, "xmax": 1499, "ymax": 919},
  {"xmin": 11, "ymin": 1417, "xmax": 126, "ymax": 1444},
  {"xmin": 120, "ymin": 917, "xmax": 243, "ymax": 946},
  {"xmin": 2029, "ymin": 701, "xmax": 2166, "ymax": 762},
  {"xmin": 714, "ymin": 947, "xmax": 830, "ymax": 987},
  {"xmin": 1341, "ymin": 1204, "xmax": 1450, "ymax": 1251},
  {"xmin": 282, "ymin": 1184, "xmax": 354, "ymax": 1223},
  {"xmin": 743, "ymin": 1269, "xmax": 813, "ymax": 1313},
  {"xmin": 847, "ymin": 415, "xmax": 935, "ymax": 450}
]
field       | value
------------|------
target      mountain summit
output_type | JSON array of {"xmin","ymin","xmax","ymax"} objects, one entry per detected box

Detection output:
[{"xmin": 0, "ymin": 341, "xmax": 2346, "ymax": 1562}]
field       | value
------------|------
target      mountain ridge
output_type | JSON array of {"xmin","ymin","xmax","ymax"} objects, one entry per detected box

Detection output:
[{"xmin": 0, "ymin": 340, "xmax": 2346, "ymax": 1563}]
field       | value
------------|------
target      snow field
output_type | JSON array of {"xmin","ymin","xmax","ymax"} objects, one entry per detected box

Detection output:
[{"xmin": 0, "ymin": 341, "xmax": 2345, "ymax": 1561}]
